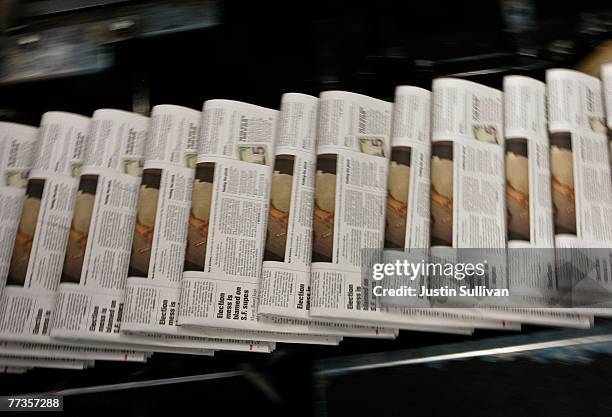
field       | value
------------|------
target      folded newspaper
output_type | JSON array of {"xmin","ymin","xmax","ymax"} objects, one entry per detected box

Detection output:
[
  {"xmin": 1, "ymin": 112, "xmax": 93, "ymax": 343},
  {"xmin": 40, "ymin": 109, "xmax": 258, "ymax": 353},
  {"xmin": 255, "ymin": 93, "xmax": 401, "ymax": 338},
  {"xmin": 1, "ymin": 68, "xmax": 611, "ymax": 371},
  {"xmin": 476, "ymin": 75, "xmax": 590, "ymax": 327},
  {"xmin": 120, "ymin": 104, "xmax": 277, "ymax": 352},
  {"xmin": 546, "ymin": 69, "xmax": 612, "ymax": 313},
  {"xmin": 0, "ymin": 121, "xmax": 39, "ymax": 289},
  {"xmin": 0, "ymin": 114, "xmax": 155, "ymax": 361},
  {"xmin": 306, "ymin": 89, "xmax": 511, "ymax": 331},
  {"xmin": 176, "ymin": 98, "xmax": 345, "ymax": 345}
]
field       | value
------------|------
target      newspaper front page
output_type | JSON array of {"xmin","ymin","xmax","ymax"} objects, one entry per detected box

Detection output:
[
  {"xmin": 179, "ymin": 99, "xmax": 279, "ymax": 330},
  {"xmin": 0, "ymin": 122, "xmax": 39, "ymax": 290},
  {"xmin": 124, "ymin": 104, "xmax": 201, "ymax": 334},
  {"xmin": 255, "ymin": 93, "xmax": 398, "ymax": 338},
  {"xmin": 478, "ymin": 75, "xmax": 590, "ymax": 327},
  {"xmin": 379, "ymin": 86, "xmax": 432, "ymax": 310},
  {"xmin": 121, "ymin": 104, "xmax": 276, "ymax": 352},
  {"xmin": 307, "ymin": 90, "xmax": 396, "ymax": 325},
  {"xmin": 306, "ymin": 89, "xmax": 506, "ymax": 331},
  {"xmin": 384, "ymin": 84, "xmax": 516, "ymax": 329},
  {"xmin": 426, "ymin": 79, "xmax": 512, "ymax": 314},
  {"xmin": 48, "ymin": 109, "xmax": 149, "ymax": 342},
  {"xmin": 176, "ymin": 99, "xmax": 342, "ymax": 344},
  {"xmin": 385, "ymin": 87, "xmax": 432, "ymax": 252},
  {"xmin": 37, "ymin": 110, "xmax": 230, "ymax": 352},
  {"xmin": 258, "ymin": 93, "xmax": 321, "ymax": 319},
  {"xmin": 379, "ymin": 86, "xmax": 487, "ymax": 332},
  {"xmin": 373, "ymin": 87, "xmax": 496, "ymax": 332},
  {"xmin": 0, "ymin": 112, "xmax": 91, "ymax": 342},
  {"xmin": 546, "ymin": 69, "xmax": 612, "ymax": 312},
  {"xmin": 0, "ymin": 114, "xmax": 149, "ymax": 359}
]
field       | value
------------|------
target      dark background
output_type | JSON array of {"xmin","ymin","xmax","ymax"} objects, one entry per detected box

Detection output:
[{"xmin": 1, "ymin": 0, "xmax": 611, "ymax": 121}]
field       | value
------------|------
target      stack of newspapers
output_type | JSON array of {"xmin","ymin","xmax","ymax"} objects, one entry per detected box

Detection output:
[{"xmin": 1, "ymin": 66, "xmax": 612, "ymax": 372}]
